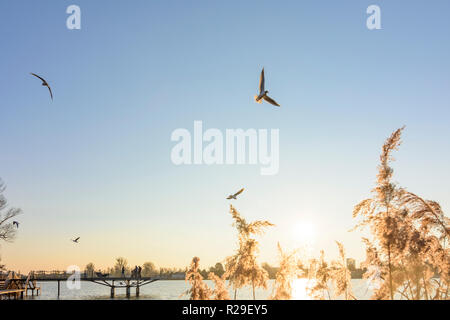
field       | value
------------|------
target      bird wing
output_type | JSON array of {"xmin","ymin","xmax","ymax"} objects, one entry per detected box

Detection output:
[
  {"xmin": 259, "ymin": 68, "xmax": 265, "ymax": 94},
  {"xmin": 46, "ymin": 85, "xmax": 53, "ymax": 100},
  {"xmin": 234, "ymin": 188, "xmax": 244, "ymax": 196},
  {"xmin": 263, "ymin": 95, "xmax": 280, "ymax": 107},
  {"xmin": 226, "ymin": 196, "xmax": 233, "ymax": 199},
  {"xmin": 74, "ymin": 237, "xmax": 80, "ymax": 241},
  {"xmin": 30, "ymin": 73, "xmax": 46, "ymax": 83}
]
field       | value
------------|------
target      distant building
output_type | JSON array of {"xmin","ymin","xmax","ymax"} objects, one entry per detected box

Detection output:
[{"xmin": 346, "ymin": 258, "xmax": 356, "ymax": 271}]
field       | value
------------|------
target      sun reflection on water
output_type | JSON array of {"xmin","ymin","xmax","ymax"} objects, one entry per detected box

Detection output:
[{"xmin": 291, "ymin": 278, "xmax": 315, "ymax": 300}]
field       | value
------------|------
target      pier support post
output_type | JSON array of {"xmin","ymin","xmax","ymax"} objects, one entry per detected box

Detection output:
[
  {"xmin": 57, "ymin": 280, "xmax": 60, "ymax": 298},
  {"xmin": 126, "ymin": 285, "xmax": 130, "ymax": 298},
  {"xmin": 110, "ymin": 286, "xmax": 115, "ymax": 298},
  {"xmin": 136, "ymin": 284, "xmax": 140, "ymax": 297}
]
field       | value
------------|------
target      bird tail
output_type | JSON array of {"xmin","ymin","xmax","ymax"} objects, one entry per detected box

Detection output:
[{"xmin": 254, "ymin": 95, "xmax": 262, "ymax": 104}]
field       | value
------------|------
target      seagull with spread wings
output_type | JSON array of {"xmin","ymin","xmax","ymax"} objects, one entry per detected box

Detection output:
[
  {"xmin": 13, "ymin": 221, "xmax": 19, "ymax": 228},
  {"xmin": 71, "ymin": 237, "xmax": 80, "ymax": 243},
  {"xmin": 30, "ymin": 73, "xmax": 53, "ymax": 101},
  {"xmin": 254, "ymin": 68, "xmax": 280, "ymax": 107},
  {"xmin": 227, "ymin": 188, "xmax": 244, "ymax": 200}
]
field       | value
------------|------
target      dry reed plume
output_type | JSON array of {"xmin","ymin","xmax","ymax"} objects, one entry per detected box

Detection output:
[
  {"xmin": 307, "ymin": 243, "xmax": 354, "ymax": 300},
  {"xmin": 208, "ymin": 272, "xmax": 230, "ymax": 300},
  {"xmin": 225, "ymin": 205, "xmax": 274, "ymax": 299},
  {"xmin": 330, "ymin": 241, "xmax": 354, "ymax": 300},
  {"xmin": 353, "ymin": 127, "xmax": 449, "ymax": 299},
  {"xmin": 271, "ymin": 243, "xmax": 302, "ymax": 300},
  {"xmin": 182, "ymin": 127, "xmax": 448, "ymax": 300},
  {"xmin": 184, "ymin": 257, "xmax": 212, "ymax": 300},
  {"xmin": 308, "ymin": 250, "xmax": 331, "ymax": 300}
]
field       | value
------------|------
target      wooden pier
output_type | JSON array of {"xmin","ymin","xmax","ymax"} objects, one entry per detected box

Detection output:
[
  {"xmin": 35, "ymin": 276, "xmax": 159, "ymax": 298},
  {"xmin": 1, "ymin": 271, "xmax": 160, "ymax": 299},
  {"xmin": 0, "ymin": 289, "xmax": 25, "ymax": 300},
  {"xmin": 0, "ymin": 271, "xmax": 40, "ymax": 300}
]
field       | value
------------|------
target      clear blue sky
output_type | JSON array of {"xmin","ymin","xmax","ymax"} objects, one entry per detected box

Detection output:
[{"xmin": 1, "ymin": 0, "xmax": 449, "ymax": 272}]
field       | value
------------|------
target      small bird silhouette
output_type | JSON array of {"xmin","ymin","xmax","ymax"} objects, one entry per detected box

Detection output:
[
  {"xmin": 13, "ymin": 221, "xmax": 19, "ymax": 228},
  {"xmin": 71, "ymin": 237, "xmax": 80, "ymax": 243},
  {"xmin": 254, "ymin": 68, "xmax": 280, "ymax": 107},
  {"xmin": 30, "ymin": 73, "xmax": 53, "ymax": 101},
  {"xmin": 227, "ymin": 188, "xmax": 244, "ymax": 200}
]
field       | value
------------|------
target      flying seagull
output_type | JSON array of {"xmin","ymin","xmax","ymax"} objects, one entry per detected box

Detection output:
[
  {"xmin": 254, "ymin": 68, "xmax": 280, "ymax": 107},
  {"xmin": 71, "ymin": 237, "xmax": 80, "ymax": 243},
  {"xmin": 227, "ymin": 188, "xmax": 244, "ymax": 200},
  {"xmin": 13, "ymin": 221, "xmax": 19, "ymax": 228},
  {"xmin": 30, "ymin": 73, "xmax": 53, "ymax": 100}
]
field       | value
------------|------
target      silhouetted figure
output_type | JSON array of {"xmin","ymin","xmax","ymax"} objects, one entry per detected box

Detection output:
[
  {"xmin": 121, "ymin": 266, "xmax": 125, "ymax": 277},
  {"xmin": 138, "ymin": 266, "xmax": 142, "ymax": 279}
]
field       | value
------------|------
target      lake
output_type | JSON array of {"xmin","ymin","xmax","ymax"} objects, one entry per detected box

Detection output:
[{"xmin": 27, "ymin": 279, "xmax": 373, "ymax": 300}]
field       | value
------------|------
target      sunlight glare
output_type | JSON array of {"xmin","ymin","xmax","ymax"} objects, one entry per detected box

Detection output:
[
  {"xmin": 291, "ymin": 278, "xmax": 314, "ymax": 300},
  {"xmin": 293, "ymin": 221, "xmax": 316, "ymax": 245}
]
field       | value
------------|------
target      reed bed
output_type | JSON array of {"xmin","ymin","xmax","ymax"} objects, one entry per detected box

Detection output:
[{"xmin": 184, "ymin": 127, "xmax": 449, "ymax": 300}]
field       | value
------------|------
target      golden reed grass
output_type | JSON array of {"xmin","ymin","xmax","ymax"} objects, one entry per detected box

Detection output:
[{"xmin": 183, "ymin": 127, "xmax": 449, "ymax": 300}]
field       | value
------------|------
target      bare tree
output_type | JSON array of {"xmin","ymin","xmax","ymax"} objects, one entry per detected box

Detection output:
[
  {"xmin": 0, "ymin": 256, "xmax": 5, "ymax": 271},
  {"xmin": 0, "ymin": 180, "xmax": 22, "ymax": 243},
  {"xmin": 142, "ymin": 261, "xmax": 158, "ymax": 277},
  {"xmin": 85, "ymin": 263, "xmax": 95, "ymax": 277},
  {"xmin": 113, "ymin": 257, "xmax": 128, "ymax": 276}
]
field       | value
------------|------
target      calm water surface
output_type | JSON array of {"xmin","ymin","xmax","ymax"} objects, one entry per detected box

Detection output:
[{"xmin": 28, "ymin": 279, "xmax": 372, "ymax": 300}]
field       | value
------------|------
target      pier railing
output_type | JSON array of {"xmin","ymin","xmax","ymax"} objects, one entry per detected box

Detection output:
[{"xmin": 30, "ymin": 270, "xmax": 180, "ymax": 280}]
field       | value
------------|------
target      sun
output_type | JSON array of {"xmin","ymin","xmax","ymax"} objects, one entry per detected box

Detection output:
[
  {"xmin": 291, "ymin": 278, "xmax": 314, "ymax": 300},
  {"xmin": 293, "ymin": 221, "xmax": 316, "ymax": 245}
]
